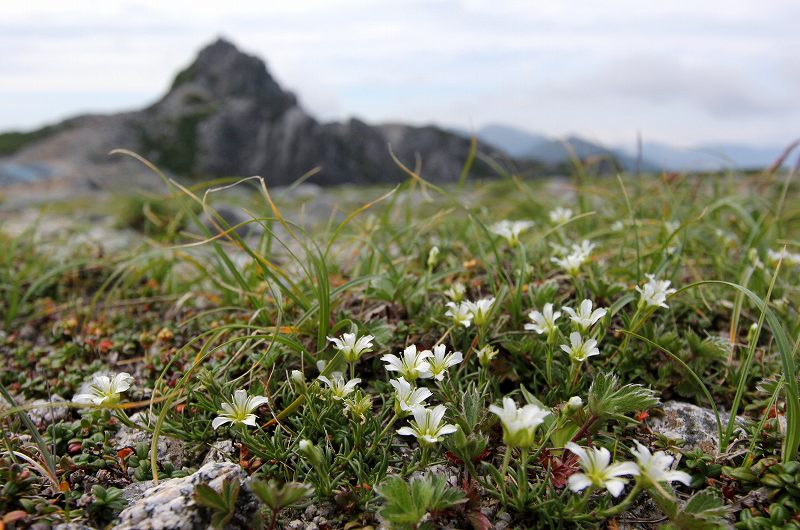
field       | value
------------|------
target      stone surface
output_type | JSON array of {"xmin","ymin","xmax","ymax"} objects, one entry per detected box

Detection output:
[
  {"xmin": 201, "ymin": 439, "xmax": 236, "ymax": 466},
  {"xmin": 647, "ymin": 400, "xmax": 749, "ymax": 454},
  {"xmin": 26, "ymin": 395, "xmax": 69, "ymax": 426},
  {"xmin": 113, "ymin": 412, "xmax": 192, "ymax": 470},
  {"xmin": 114, "ymin": 462, "xmax": 258, "ymax": 530}
]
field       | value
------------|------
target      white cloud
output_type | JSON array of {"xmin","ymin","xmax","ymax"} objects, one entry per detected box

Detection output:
[{"xmin": 0, "ymin": 0, "xmax": 797, "ymax": 145}]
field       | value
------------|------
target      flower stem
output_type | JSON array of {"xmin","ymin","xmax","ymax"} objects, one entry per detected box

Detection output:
[
  {"xmin": 499, "ymin": 445, "xmax": 512, "ymax": 504},
  {"xmin": 516, "ymin": 447, "xmax": 530, "ymax": 506},
  {"xmin": 364, "ymin": 412, "xmax": 399, "ymax": 459}
]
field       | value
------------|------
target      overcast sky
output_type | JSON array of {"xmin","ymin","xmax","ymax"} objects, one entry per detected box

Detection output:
[{"xmin": 1, "ymin": 0, "xmax": 798, "ymax": 147}]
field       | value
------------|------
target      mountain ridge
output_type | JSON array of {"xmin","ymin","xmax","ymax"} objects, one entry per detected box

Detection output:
[{"xmin": 0, "ymin": 39, "xmax": 504, "ymax": 189}]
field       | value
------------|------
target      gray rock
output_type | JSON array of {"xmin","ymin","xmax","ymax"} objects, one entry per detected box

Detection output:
[
  {"xmin": 617, "ymin": 495, "xmax": 666, "ymax": 529},
  {"xmin": 201, "ymin": 439, "xmax": 236, "ymax": 465},
  {"xmin": 113, "ymin": 462, "xmax": 258, "ymax": 530},
  {"xmin": 287, "ymin": 520, "xmax": 304, "ymax": 530},
  {"xmin": 121, "ymin": 479, "xmax": 157, "ymax": 504},
  {"xmin": 26, "ymin": 395, "xmax": 69, "ymax": 426},
  {"xmin": 647, "ymin": 400, "xmax": 749, "ymax": 454},
  {"xmin": 54, "ymin": 525, "xmax": 98, "ymax": 530},
  {"xmin": 113, "ymin": 412, "xmax": 191, "ymax": 470}
]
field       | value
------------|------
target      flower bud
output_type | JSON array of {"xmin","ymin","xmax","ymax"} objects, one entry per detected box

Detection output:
[
  {"xmin": 427, "ymin": 246, "xmax": 440, "ymax": 268},
  {"xmin": 290, "ymin": 370, "xmax": 307, "ymax": 394}
]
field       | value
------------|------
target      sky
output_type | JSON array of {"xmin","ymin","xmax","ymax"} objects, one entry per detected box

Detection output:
[{"xmin": 1, "ymin": 0, "xmax": 798, "ymax": 148}]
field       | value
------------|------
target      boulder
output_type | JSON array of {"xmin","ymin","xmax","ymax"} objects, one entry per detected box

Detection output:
[
  {"xmin": 647, "ymin": 401, "xmax": 749, "ymax": 454},
  {"xmin": 114, "ymin": 462, "xmax": 259, "ymax": 530}
]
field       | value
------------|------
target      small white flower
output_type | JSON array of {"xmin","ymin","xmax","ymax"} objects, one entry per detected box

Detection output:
[
  {"xmin": 551, "ymin": 252, "xmax": 587, "ymax": 275},
  {"xmin": 444, "ymin": 282, "xmax": 466, "ymax": 303},
  {"xmin": 767, "ymin": 248, "xmax": 800, "ymax": 267},
  {"xmin": 562, "ymin": 299, "xmax": 607, "ymax": 331},
  {"xmin": 610, "ymin": 220, "xmax": 624, "ymax": 232},
  {"xmin": 566, "ymin": 442, "xmax": 639, "ymax": 497},
  {"xmin": 427, "ymin": 344, "xmax": 463, "ymax": 381},
  {"xmin": 389, "ymin": 377, "xmax": 432, "ymax": 412},
  {"xmin": 560, "ymin": 332, "xmax": 600, "ymax": 362},
  {"xmin": 327, "ymin": 332, "xmax": 374, "ymax": 363},
  {"xmin": 551, "ymin": 241, "xmax": 594, "ymax": 275},
  {"xmin": 525, "ymin": 303, "xmax": 561, "ymax": 335},
  {"xmin": 549, "ymin": 207, "xmax": 574, "ymax": 225},
  {"xmin": 491, "ymin": 220, "xmax": 534, "ymax": 247},
  {"xmin": 464, "ymin": 297, "xmax": 495, "ymax": 327},
  {"xmin": 212, "ymin": 389, "xmax": 269, "ymax": 430},
  {"xmin": 635, "ymin": 274, "xmax": 677, "ymax": 309},
  {"xmin": 73, "ymin": 372, "xmax": 133, "ymax": 405},
  {"xmin": 396, "ymin": 405, "xmax": 458, "ymax": 444},
  {"xmin": 489, "ymin": 396, "xmax": 551, "ymax": 449},
  {"xmin": 445, "ymin": 301, "xmax": 473, "ymax": 328},
  {"xmin": 573, "ymin": 240, "xmax": 596, "ymax": 256},
  {"xmin": 630, "ymin": 441, "xmax": 692, "ymax": 487},
  {"xmin": 381, "ymin": 345, "xmax": 433, "ymax": 381},
  {"xmin": 318, "ymin": 372, "xmax": 361, "ymax": 400}
]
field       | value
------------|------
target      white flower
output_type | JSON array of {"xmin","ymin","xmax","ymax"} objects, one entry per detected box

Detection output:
[
  {"xmin": 381, "ymin": 345, "xmax": 433, "ymax": 381},
  {"xmin": 396, "ymin": 405, "xmax": 458, "ymax": 444},
  {"xmin": 427, "ymin": 344, "xmax": 463, "ymax": 381},
  {"xmin": 464, "ymin": 297, "xmax": 495, "ymax": 327},
  {"xmin": 445, "ymin": 301, "xmax": 473, "ymax": 328},
  {"xmin": 549, "ymin": 207, "xmax": 574, "ymax": 225},
  {"xmin": 562, "ymin": 299, "xmax": 607, "ymax": 331},
  {"xmin": 635, "ymin": 274, "xmax": 677, "ymax": 309},
  {"xmin": 551, "ymin": 241, "xmax": 594, "ymax": 275},
  {"xmin": 212, "ymin": 389, "xmax": 269, "ymax": 430},
  {"xmin": 327, "ymin": 332, "xmax": 374, "ymax": 363},
  {"xmin": 610, "ymin": 220, "xmax": 624, "ymax": 232},
  {"xmin": 551, "ymin": 252, "xmax": 587, "ymax": 275},
  {"xmin": 560, "ymin": 332, "xmax": 600, "ymax": 362},
  {"xmin": 630, "ymin": 442, "xmax": 692, "ymax": 487},
  {"xmin": 768, "ymin": 248, "xmax": 800, "ymax": 267},
  {"xmin": 489, "ymin": 397, "xmax": 551, "ymax": 449},
  {"xmin": 566, "ymin": 442, "xmax": 639, "ymax": 497},
  {"xmin": 491, "ymin": 220, "xmax": 534, "ymax": 247},
  {"xmin": 525, "ymin": 303, "xmax": 561, "ymax": 335},
  {"xmin": 573, "ymin": 240, "xmax": 596, "ymax": 256},
  {"xmin": 444, "ymin": 282, "xmax": 466, "ymax": 303},
  {"xmin": 73, "ymin": 372, "xmax": 133, "ymax": 405},
  {"xmin": 389, "ymin": 377, "xmax": 432, "ymax": 412},
  {"xmin": 318, "ymin": 372, "xmax": 361, "ymax": 400}
]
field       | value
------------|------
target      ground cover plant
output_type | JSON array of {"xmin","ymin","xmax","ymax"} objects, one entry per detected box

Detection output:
[{"xmin": 2, "ymin": 150, "xmax": 800, "ymax": 529}]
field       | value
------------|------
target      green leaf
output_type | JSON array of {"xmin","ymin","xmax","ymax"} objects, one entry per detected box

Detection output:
[{"xmin": 588, "ymin": 372, "xmax": 659, "ymax": 420}]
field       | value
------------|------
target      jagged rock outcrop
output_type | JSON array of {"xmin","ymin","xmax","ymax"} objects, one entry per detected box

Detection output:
[{"xmin": 0, "ymin": 38, "xmax": 499, "ymax": 190}]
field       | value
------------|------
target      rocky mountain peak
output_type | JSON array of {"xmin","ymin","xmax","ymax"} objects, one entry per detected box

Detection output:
[{"xmin": 164, "ymin": 37, "xmax": 296, "ymax": 111}]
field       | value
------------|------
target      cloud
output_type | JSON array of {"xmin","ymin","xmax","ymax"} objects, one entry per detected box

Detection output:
[
  {"xmin": 0, "ymin": 0, "xmax": 798, "ymax": 144},
  {"xmin": 555, "ymin": 54, "xmax": 789, "ymax": 118}
]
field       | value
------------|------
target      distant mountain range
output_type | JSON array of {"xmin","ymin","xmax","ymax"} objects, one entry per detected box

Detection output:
[
  {"xmin": 0, "ymin": 39, "xmax": 790, "ymax": 190},
  {"xmin": 471, "ymin": 124, "xmax": 789, "ymax": 173}
]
